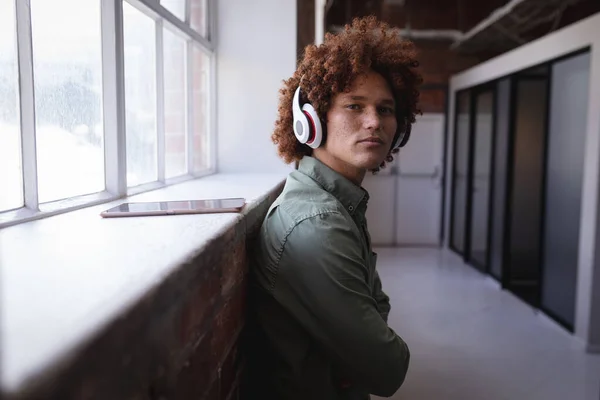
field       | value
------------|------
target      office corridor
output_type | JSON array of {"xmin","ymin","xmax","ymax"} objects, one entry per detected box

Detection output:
[{"xmin": 374, "ymin": 248, "xmax": 600, "ymax": 400}]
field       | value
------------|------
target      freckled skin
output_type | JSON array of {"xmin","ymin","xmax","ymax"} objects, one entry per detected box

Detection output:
[{"xmin": 313, "ymin": 70, "xmax": 398, "ymax": 186}]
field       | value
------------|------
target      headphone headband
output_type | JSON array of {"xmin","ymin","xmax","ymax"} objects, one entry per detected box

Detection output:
[
  {"xmin": 292, "ymin": 85, "xmax": 411, "ymax": 151},
  {"xmin": 391, "ymin": 120, "xmax": 411, "ymax": 150}
]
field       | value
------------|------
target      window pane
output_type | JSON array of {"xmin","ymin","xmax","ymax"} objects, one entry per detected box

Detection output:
[
  {"xmin": 0, "ymin": 0, "xmax": 23, "ymax": 211},
  {"xmin": 507, "ymin": 77, "xmax": 548, "ymax": 305},
  {"xmin": 451, "ymin": 91, "xmax": 470, "ymax": 254},
  {"xmin": 164, "ymin": 29, "xmax": 187, "ymax": 178},
  {"xmin": 124, "ymin": 2, "xmax": 157, "ymax": 187},
  {"xmin": 161, "ymin": 0, "xmax": 185, "ymax": 21},
  {"xmin": 489, "ymin": 78, "xmax": 511, "ymax": 280},
  {"xmin": 469, "ymin": 90, "xmax": 494, "ymax": 269},
  {"xmin": 31, "ymin": 0, "xmax": 105, "ymax": 203},
  {"xmin": 542, "ymin": 52, "xmax": 590, "ymax": 327},
  {"xmin": 192, "ymin": 47, "xmax": 210, "ymax": 172},
  {"xmin": 191, "ymin": 0, "xmax": 208, "ymax": 37}
]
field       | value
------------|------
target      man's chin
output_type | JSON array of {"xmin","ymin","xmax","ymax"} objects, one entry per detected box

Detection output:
[
  {"xmin": 361, "ymin": 156, "xmax": 388, "ymax": 171},
  {"xmin": 338, "ymin": 153, "xmax": 388, "ymax": 172}
]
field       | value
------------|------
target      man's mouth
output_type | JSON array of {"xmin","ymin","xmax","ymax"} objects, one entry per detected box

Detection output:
[{"xmin": 359, "ymin": 137, "xmax": 384, "ymax": 145}]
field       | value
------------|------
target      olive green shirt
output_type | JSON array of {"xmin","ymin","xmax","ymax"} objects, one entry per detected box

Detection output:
[{"xmin": 247, "ymin": 156, "xmax": 410, "ymax": 400}]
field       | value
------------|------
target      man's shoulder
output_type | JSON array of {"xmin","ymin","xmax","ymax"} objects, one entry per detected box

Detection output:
[
  {"xmin": 258, "ymin": 174, "xmax": 352, "ymax": 248},
  {"xmin": 273, "ymin": 171, "xmax": 344, "ymax": 226}
]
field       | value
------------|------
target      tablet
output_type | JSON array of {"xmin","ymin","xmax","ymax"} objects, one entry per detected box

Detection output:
[{"xmin": 100, "ymin": 197, "xmax": 246, "ymax": 218}]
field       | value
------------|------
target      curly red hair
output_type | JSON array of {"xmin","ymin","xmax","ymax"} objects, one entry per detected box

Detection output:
[{"xmin": 272, "ymin": 16, "xmax": 422, "ymax": 173}]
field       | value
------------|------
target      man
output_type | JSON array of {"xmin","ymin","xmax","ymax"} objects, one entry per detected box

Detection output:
[{"xmin": 246, "ymin": 16, "xmax": 422, "ymax": 400}]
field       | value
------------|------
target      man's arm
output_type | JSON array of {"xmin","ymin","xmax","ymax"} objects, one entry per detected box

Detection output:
[
  {"xmin": 373, "ymin": 269, "xmax": 391, "ymax": 323},
  {"xmin": 273, "ymin": 212, "xmax": 410, "ymax": 397}
]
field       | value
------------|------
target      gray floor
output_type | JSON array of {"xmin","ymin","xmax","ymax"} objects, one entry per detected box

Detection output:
[{"xmin": 374, "ymin": 247, "xmax": 600, "ymax": 400}]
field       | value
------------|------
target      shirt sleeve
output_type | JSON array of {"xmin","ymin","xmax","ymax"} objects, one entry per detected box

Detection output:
[
  {"xmin": 373, "ymin": 268, "xmax": 391, "ymax": 323},
  {"xmin": 272, "ymin": 211, "xmax": 410, "ymax": 397}
]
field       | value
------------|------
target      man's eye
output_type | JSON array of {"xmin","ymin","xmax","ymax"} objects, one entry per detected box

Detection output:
[
  {"xmin": 379, "ymin": 107, "xmax": 395, "ymax": 114},
  {"xmin": 346, "ymin": 104, "xmax": 361, "ymax": 110}
]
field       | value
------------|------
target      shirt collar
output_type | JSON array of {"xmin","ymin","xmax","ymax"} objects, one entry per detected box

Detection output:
[{"xmin": 297, "ymin": 156, "xmax": 369, "ymax": 216}]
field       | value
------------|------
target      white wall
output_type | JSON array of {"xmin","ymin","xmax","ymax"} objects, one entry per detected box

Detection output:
[
  {"xmin": 364, "ymin": 113, "xmax": 445, "ymax": 247},
  {"xmin": 444, "ymin": 12, "xmax": 600, "ymax": 350},
  {"xmin": 215, "ymin": 0, "xmax": 297, "ymax": 173}
]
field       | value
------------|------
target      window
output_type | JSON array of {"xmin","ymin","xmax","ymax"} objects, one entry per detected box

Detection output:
[
  {"xmin": 163, "ymin": 28, "xmax": 187, "ymax": 178},
  {"xmin": 192, "ymin": 46, "xmax": 210, "ymax": 172},
  {"xmin": 191, "ymin": 0, "xmax": 208, "ymax": 37},
  {"xmin": 31, "ymin": 0, "xmax": 105, "ymax": 203},
  {"xmin": 0, "ymin": 0, "xmax": 215, "ymax": 227},
  {"xmin": 0, "ymin": 0, "xmax": 22, "ymax": 212},
  {"xmin": 123, "ymin": 2, "xmax": 158, "ymax": 186},
  {"xmin": 161, "ymin": 0, "xmax": 186, "ymax": 21}
]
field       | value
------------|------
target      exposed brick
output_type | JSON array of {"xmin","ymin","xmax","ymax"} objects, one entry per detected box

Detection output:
[
  {"xmin": 173, "ymin": 332, "xmax": 215, "ymax": 400},
  {"xmin": 7, "ymin": 184, "xmax": 284, "ymax": 400},
  {"xmin": 224, "ymin": 369, "xmax": 243, "ymax": 400},
  {"xmin": 210, "ymin": 286, "xmax": 247, "ymax": 367},
  {"xmin": 419, "ymin": 89, "xmax": 446, "ymax": 114},
  {"xmin": 297, "ymin": 0, "xmax": 315, "ymax": 62},
  {"xmin": 202, "ymin": 380, "xmax": 221, "ymax": 400},
  {"xmin": 323, "ymin": 1, "xmax": 490, "ymax": 114},
  {"xmin": 379, "ymin": 0, "xmax": 507, "ymax": 31},
  {"xmin": 225, "ymin": 385, "xmax": 239, "ymax": 400},
  {"xmin": 221, "ymin": 241, "xmax": 247, "ymax": 296},
  {"xmin": 244, "ymin": 195, "xmax": 274, "ymax": 236},
  {"xmin": 179, "ymin": 263, "xmax": 221, "ymax": 350},
  {"xmin": 219, "ymin": 344, "xmax": 241, "ymax": 400}
]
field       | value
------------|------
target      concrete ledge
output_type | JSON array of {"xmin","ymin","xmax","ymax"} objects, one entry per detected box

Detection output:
[{"xmin": 0, "ymin": 173, "xmax": 286, "ymax": 399}]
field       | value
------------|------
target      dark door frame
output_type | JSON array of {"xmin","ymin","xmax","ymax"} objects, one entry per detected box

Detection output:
[
  {"xmin": 446, "ymin": 46, "xmax": 591, "ymax": 333},
  {"xmin": 448, "ymin": 89, "xmax": 470, "ymax": 256},
  {"xmin": 465, "ymin": 85, "xmax": 498, "ymax": 274},
  {"xmin": 448, "ymin": 83, "xmax": 497, "ymax": 275}
]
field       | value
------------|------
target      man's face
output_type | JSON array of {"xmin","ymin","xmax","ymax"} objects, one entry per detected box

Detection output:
[{"xmin": 314, "ymin": 70, "xmax": 398, "ymax": 182}]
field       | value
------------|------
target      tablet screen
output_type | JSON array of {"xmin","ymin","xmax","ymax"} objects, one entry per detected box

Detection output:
[{"xmin": 104, "ymin": 198, "xmax": 245, "ymax": 214}]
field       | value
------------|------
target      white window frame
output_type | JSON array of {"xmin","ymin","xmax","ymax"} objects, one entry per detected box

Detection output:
[{"xmin": 0, "ymin": 0, "xmax": 216, "ymax": 229}]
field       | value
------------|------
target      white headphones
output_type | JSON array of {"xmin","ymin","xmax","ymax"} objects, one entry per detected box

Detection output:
[
  {"xmin": 292, "ymin": 86, "xmax": 323, "ymax": 149},
  {"xmin": 292, "ymin": 85, "xmax": 410, "ymax": 151},
  {"xmin": 392, "ymin": 119, "xmax": 411, "ymax": 150}
]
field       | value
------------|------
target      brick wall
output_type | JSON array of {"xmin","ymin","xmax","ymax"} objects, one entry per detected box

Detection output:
[
  {"xmin": 11, "ymin": 185, "xmax": 284, "ymax": 400},
  {"xmin": 322, "ymin": 0, "xmax": 493, "ymax": 113},
  {"xmin": 381, "ymin": 0, "xmax": 482, "ymax": 115},
  {"xmin": 297, "ymin": 0, "xmax": 315, "ymax": 62},
  {"xmin": 413, "ymin": 41, "xmax": 482, "ymax": 113},
  {"xmin": 380, "ymin": 0, "xmax": 507, "ymax": 32}
]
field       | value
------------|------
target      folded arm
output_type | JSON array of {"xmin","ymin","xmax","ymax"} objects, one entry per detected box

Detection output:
[{"xmin": 273, "ymin": 212, "xmax": 409, "ymax": 397}]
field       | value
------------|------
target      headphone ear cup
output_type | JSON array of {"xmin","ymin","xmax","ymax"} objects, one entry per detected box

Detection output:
[
  {"xmin": 292, "ymin": 87, "xmax": 311, "ymax": 144},
  {"xmin": 392, "ymin": 121, "xmax": 412, "ymax": 150},
  {"xmin": 302, "ymin": 103, "xmax": 323, "ymax": 149}
]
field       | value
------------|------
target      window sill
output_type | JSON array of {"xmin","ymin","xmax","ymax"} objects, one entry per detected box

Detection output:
[
  {"xmin": 0, "ymin": 172, "xmax": 287, "ymax": 397},
  {"xmin": 0, "ymin": 170, "xmax": 216, "ymax": 230}
]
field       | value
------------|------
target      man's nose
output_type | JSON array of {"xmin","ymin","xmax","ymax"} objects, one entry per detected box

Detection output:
[{"xmin": 363, "ymin": 107, "xmax": 382, "ymax": 130}]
